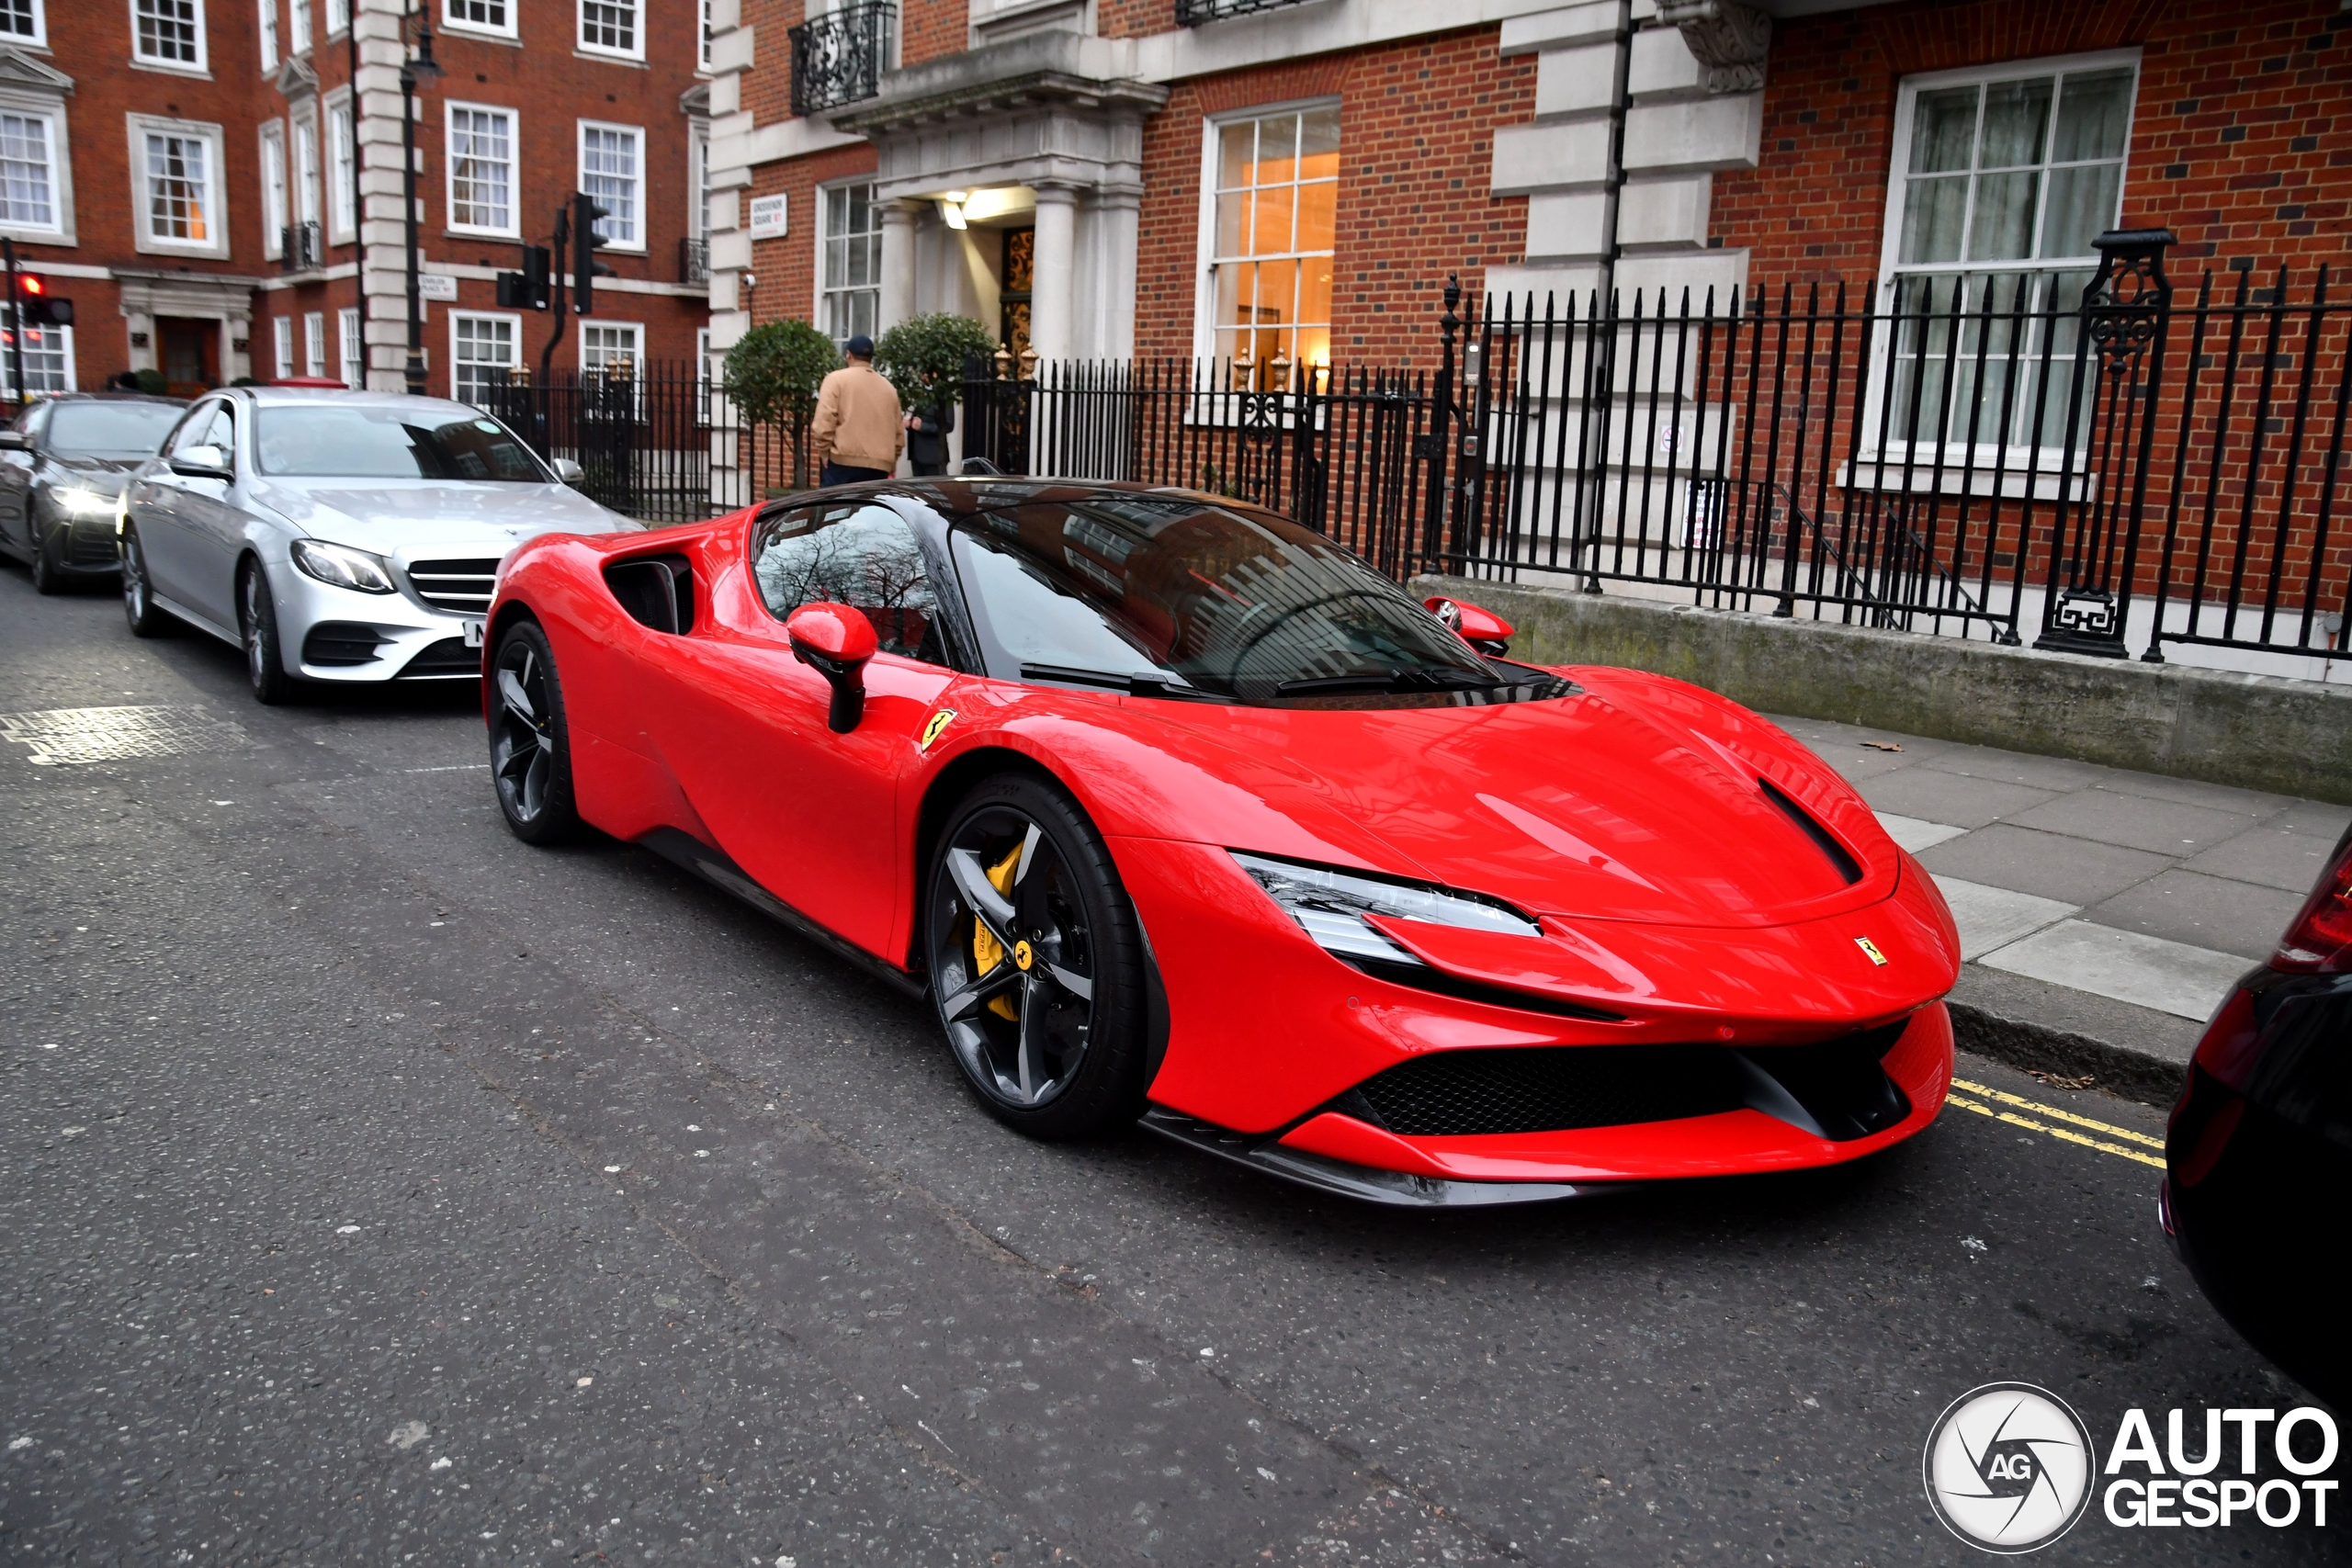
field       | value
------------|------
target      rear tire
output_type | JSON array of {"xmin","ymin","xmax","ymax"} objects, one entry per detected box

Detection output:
[
  {"xmin": 121, "ymin": 525, "xmax": 172, "ymax": 637},
  {"xmin": 923, "ymin": 772, "xmax": 1148, "ymax": 1140},
  {"xmin": 239, "ymin": 558, "xmax": 294, "ymax": 705},
  {"xmin": 488, "ymin": 620, "xmax": 582, "ymax": 845}
]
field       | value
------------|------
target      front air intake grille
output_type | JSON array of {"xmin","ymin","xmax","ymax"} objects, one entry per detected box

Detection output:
[
  {"xmin": 398, "ymin": 637, "xmax": 481, "ymax": 678},
  {"xmin": 1353, "ymin": 1045, "xmax": 1746, "ymax": 1137},
  {"xmin": 1345, "ymin": 1021, "xmax": 1914, "ymax": 1141},
  {"xmin": 406, "ymin": 558, "xmax": 502, "ymax": 615},
  {"xmin": 303, "ymin": 622, "xmax": 387, "ymax": 666},
  {"xmin": 66, "ymin": 524, "xmax": 120, "ymax": 567}
]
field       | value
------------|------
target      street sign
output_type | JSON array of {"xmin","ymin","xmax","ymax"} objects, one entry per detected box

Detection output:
[{"xmin": 748, "ymin": 194, "xmax": 787, "ymax": 239}]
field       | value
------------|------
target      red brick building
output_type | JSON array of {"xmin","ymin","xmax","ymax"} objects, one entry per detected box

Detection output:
[
  {"xmin": 699, "ymin": 0, "xmax": 2346, "ymax": 382},
  {"xmin": 0, "ymin": 0, "xmax": 711, "ymax": 401}
]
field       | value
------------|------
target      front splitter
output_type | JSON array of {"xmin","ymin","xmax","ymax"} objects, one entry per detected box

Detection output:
[{"xmin": 1139, "ymin": 1108, "xmax": 1625, "ymax": 1208}]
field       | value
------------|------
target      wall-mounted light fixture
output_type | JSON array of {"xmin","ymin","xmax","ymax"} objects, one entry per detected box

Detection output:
[{"xmin": 938, "ymin": 191, "xmax": 969, "ymax": 231}]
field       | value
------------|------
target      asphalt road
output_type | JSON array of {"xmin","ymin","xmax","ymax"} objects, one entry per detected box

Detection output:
[{"xmin": 2, "ymin": 564, "xmax": 2342, "ymax": 1567}]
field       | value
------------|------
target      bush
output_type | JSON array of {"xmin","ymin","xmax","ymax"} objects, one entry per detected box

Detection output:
[
  {"xmin": 134, "ymin": 368, "xmax": 168, "ymax": 396},
  {"xmin": 724, "ymin": 320, "xmax": 841, "ymax": 489},
  {"xmin": 876, "ymin": 313, "xmax": 999, "ymax": 414}
]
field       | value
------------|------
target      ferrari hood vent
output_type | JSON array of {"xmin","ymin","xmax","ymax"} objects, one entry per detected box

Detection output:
[{"xmin": 1756, "ymin": 776, "xmax": 1863, "ymax": 886}]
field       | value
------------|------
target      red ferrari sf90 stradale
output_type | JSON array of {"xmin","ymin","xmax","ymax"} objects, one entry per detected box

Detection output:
[{"xmin": 482, "ymin": 479, "xmax": 1961, "ymax": 1205}]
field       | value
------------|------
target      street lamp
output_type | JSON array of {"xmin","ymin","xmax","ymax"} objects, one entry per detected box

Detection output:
[{"xmin": 398, "ymin": 9, "xmax": 445, "ymax": 396}]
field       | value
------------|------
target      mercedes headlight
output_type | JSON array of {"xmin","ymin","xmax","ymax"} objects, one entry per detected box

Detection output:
[
  {"xmin": 290, "ymin": 538, "xmax": 398, "ymax": 594},
  {"xmin": 51, "ymin": 486, "xmax": 118, "ymax": 517},
  {"xmin": 1230, "ymin": 851, "xmax": 1539, "ymax": 967}
]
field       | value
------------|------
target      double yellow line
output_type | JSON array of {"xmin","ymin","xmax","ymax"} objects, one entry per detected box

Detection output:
[{"xmin": 1948, "ymin": 1077, "xmax": 2166, "ymax": 1170}]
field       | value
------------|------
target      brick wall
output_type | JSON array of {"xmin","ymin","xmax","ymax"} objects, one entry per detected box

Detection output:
[
  {"xmin": 1134, "ymin": 26, "xmax": 1534, "ymax": 367},
  {"xmin": 1710, "ymin": 0, "xmax": 2352, "ymax": 294},
  {"xmin": 900, "ymin": 0, "xmax": 967, "ymax": 66},
  {"xmin": 741, "ymin": 144, "xmax": 883, "ymax": 328}
]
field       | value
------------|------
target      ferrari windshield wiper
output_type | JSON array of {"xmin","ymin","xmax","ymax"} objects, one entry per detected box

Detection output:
[
  {"xmin": 1273, "ymin": 668, "xmax": 1500, "ymax": 696},
  {"xmin": 1019, "ymin": 662, "xmax": 1215, "ymax": 699}
]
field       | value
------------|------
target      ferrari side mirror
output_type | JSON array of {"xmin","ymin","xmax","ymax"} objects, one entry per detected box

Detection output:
[
  {"xmin": 785, "ymin": 601, "xmax": 879, "ymax": 733},
  {"xmin": 1424, "ymin": 596, "xmax": 1515, "ymax": 658}
]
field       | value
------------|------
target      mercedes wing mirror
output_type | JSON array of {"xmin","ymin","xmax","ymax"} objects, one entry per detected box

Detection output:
[
  {"xmin": 0, "ymin": 430, "xmax": 28, "ymax": 451},
  {"xmin": 168, "ymin": 445, "xmax": 232, "ymax": 480},
  {"xmin": 552, "ymin": 457, "xmax": 584, "ymax": 485},
  {"xmin": 1425, "ymin": 596, "xmax": 1515, "ymax": 658},
  {"xmin": 785, "ymin": 601, "xmax": 879, "ymax": 733}
]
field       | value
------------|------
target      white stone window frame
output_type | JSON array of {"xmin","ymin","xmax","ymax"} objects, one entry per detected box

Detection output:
[
  {"xmin": 441, "ymin": 0, "xmax": 514, "ymax": 42},
  {"xmin": 1190, "ymin": 95, "xmax": 1340, "ymax": 373},
  {"xmin": 289, "ymin": 105, "xmax": 320, "ymax": 231},
  {"xmin": 286, "ymin": 0, "xmax": 308, "ymax": 55},
  {"xmin": 11, "ymin": 321, "xmax": 75, "ymax": 393},
  {"xmin": 0, "ymin": 85, "xmax": 74, "ymax": 247},
  {"xmin": 1865, "ymin": 47, "xmax": 2143, "ymax": 467},
  {"xmin": 323, "ymin": 0, "xmax": 345, "ymax": 37},
  {"xmin": 688, "ymin": 118, "xmax": 709, "ymax": 241},
  {"xmin": 449, "ymin": 308, "xmax": 520, "ymax": 407},
  {"xmin": 302, "ymin": 310, "xmax": 324, "ymax": 377},
  {"xmin": 447, "ymin": 100, "xmax": 519, "ymax": 239},
  {"xmin": 127, "ymin": 114, "xmax": 227, "ymax": 258},
  {"xmin": 254, "ymin": 0, "xmax": 276, "ymax": 73},
  {"xmin": 130, "ymin": 0, "xmax": 209, "ymax": 73},
  {"xmin": 814, "ymin": 177, "xmax": 880, "ymax": 352},
  {"xmin": 272, "ymin": 314, "xmax": 293, "ymax": 378},
  {"xmin": 323, "ymin": 88, "xmax": 355, "ymax": 243},
  {"xmin": 577, "ymin": 0, "xmax": 643, "ymax": 62},
  {"xmin": 337, "ymin": 303, "xmax": 360, "ymax": 385},
  {"xmin": 576, "ymin": 118, "xmax": 644, "ymax": 253},
  {"xmin": 2, "ymin": 0, "xmax": 49, "ymax": 49},
  {"xmin": 258, "ymin": 118, "xmax": 287, "ymax": 258}
]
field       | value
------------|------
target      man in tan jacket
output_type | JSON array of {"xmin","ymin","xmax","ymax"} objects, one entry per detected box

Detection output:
[{"xmin": 809, "ymin": 333, "xmax": 906, "ymax": 486}]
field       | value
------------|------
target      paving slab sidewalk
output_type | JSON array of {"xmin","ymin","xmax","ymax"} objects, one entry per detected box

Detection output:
[{"xmin": 1770, "ymin": 714, "xmax": 2350, "ymax": 1103}]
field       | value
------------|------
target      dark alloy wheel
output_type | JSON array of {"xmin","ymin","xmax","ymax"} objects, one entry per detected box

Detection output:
[
  {"xmin": 239, "ymin": 559, "xmax": 293, "ymax": 705},
  {"xmin": 121, "ymin": 525, "xmax": 170, "ymax": 637},
  {"xmin": 489, "ymin": 621, "xmax": 582, "ymax": 844},
  {"xmin": 28, "ymin": 523, "xmax": 62, "ymax": 595},
  {"xmin": 924, "ymin": 773, "xmax": 1148, "ymax": 1139}
]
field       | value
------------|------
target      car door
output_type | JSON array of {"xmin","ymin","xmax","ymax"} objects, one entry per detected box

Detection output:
[
  {"xmin": 164, "ymin": 400, "xmax": 245, "ymax": 630},
  {"xmin": 135, "ymin": 400, "xmax": 233, "ymax": 620},
  {"xmin": 643, "ymin": 500, "xmax": 959, "ymax": 959},
  {"xmin": 0, "ymin": 404, "xmax": 40, "ymax": 553}
]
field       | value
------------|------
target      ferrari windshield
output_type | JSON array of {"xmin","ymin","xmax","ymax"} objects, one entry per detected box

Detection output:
[
  {"xmin": 949, "ymin": 492, "xmax": 1503, "ymax": 704},
  {"xmin": 252, "ymin": 406, "xmax": 550, "ymax": 481}
]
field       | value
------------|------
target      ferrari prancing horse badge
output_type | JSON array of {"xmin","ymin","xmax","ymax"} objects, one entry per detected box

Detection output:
[
  {"xmin": 919, "ymin": 709, "xmax": 957, "ymax": 751},
  {"xmin": 1854, "ymin": 936, "xmax": 1888, "ymax": 966}
]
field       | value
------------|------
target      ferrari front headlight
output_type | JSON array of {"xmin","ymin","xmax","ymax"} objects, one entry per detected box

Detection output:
[{"xmin": 1231, "ymin": 851, "xmax": 1539, "ymax": 965}]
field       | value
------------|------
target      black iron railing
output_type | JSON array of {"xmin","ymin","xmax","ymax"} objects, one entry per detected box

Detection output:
[
  {"xmin": 279, "ymin": 220, "xmax": 322, "ymax": 273},
  {"xmin": 1177, "ymin": 0, "xmax": 1317, "ymax": 22},
  {"xmin": 680, "ymin": 236, "xmax": 709, "ymax": 285},
  {"xmin": 789, "ymin": 1, "xmax": 895, "ymax": 117}
]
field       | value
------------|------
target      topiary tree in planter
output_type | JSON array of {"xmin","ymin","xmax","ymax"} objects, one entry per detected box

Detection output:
[
  {"xmin": 876, "ymin": 312, "xmax": 1000, "ymax": 419},
  {"xmin": 723, "ymin": 319, "xmax": 841, "ymax": 491}
]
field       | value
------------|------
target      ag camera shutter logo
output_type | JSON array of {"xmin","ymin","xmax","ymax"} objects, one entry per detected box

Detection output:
[{"xmin": 1923, "ymin": 1382, "xmax": 2095, "ymax": 1552}]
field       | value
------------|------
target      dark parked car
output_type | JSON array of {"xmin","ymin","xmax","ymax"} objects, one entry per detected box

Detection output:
[
  {"xmin": 2163, "ymin": 823, "xmax": 2352, "ymax": 1408},
  {"xmin": 0, "ymin": 392, "xmax": 187, "ymax": 592}
]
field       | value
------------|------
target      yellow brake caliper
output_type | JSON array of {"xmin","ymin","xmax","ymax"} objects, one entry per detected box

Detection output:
[{"xmin": 973, "ymin": 842, "xmax": 1024, "ymax": 1021}]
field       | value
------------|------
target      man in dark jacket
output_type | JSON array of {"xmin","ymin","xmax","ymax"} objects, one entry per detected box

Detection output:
[{"xmin": 905, "ymin": 401, "xmax": 955, "ymax": 477}]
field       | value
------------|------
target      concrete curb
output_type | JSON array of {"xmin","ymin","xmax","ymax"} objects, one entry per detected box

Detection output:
[
  {"xmin": 1947, "ymin": 1003, "xmax": 2187, "ymax": 1107},
  {"xmin": 1411, "ymin": 574, "xmax": 2352, "ymax": 806}
]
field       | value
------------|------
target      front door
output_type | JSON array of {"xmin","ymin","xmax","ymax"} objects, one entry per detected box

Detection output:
[
  {"xmin": 157, "ymin": 318, "xmax": 219, "ymax": 400},
  {"xmin": 646, "ymin": 501, "xmax": 957, "ymax": 959},
  {"xmin": 139, "ymin": 399, "xmax": 240, "ymax": 628}
]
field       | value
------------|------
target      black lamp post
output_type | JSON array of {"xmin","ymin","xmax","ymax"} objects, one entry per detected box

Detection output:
[{"xmin": 398, "ymin": 10, "xmax": 445, "ymax": 396}]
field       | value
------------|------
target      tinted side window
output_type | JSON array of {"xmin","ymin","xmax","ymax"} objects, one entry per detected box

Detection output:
[
  {"xmin": 170, "ymin": 402, "xmax": 234, "ymax": 459},
  {"xmin": 752, "ymin": 501, "xmax": 946, "ymax": 666}
]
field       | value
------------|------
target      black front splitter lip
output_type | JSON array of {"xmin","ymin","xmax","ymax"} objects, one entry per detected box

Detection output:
[{"xmin": 1139, "ymin": 1108, "xmax": 1632, "ymax": 1208}]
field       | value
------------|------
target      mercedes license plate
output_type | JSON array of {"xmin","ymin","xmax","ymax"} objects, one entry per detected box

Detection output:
[{"xmin": 462, "ymin": 617, "xmax": 486, "ymax": 649}]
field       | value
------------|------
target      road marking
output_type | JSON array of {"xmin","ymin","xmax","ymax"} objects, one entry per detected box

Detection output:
[{"xmin": 1948, "ymin": 1077, "xmax": 2165, "ymax": 1169}]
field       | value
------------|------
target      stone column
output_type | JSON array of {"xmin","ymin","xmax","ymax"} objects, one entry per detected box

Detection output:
[
  {"xmin": 1094, "ymin": 187, "xmax": 1139, "ymax": 364},
  {"xmin": 355, "ymin": 0, "xmax": 416, "ymax": 391},
  {"xmin": 879, "ymin": 198, "xmax": 920, "ymax": 335},
  {"xmin": 1028, "ymin": 183, "xmax": 1077, "ymax": 366}
]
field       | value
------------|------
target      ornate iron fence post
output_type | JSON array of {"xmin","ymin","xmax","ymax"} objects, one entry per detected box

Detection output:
[
  {"xmin": 1419, "ymin": 275, "xmax": 1462, "ymax": 572},
  {"xmin": 2034, "ymin": 228, "xmax": 2175, "ymax": 657}
]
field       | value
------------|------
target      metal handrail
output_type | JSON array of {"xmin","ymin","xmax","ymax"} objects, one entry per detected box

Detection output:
[{"xmin": 789, "ymin": 2, "xmax": 895, "ymax": 117}]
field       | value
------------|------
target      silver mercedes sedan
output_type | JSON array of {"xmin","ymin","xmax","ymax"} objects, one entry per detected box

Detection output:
[{"xmin": 118, "ymin": 388, "xmax": 639, "ymax": 703}]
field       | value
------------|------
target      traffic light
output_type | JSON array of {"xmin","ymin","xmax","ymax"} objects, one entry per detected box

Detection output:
[
  {"xmin": 571, "ymin": 192, "xmax": 614, "ymax": 316},
  {"xmin": 496, "ymin": 244, "xmax": 552, "ymax": 310},
  {"xmin": 17, "ymin": 273, "xmax": 71, "ymax": 328}
]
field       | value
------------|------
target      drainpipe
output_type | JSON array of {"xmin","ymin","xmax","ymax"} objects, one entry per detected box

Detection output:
[{"xmin": 1597, "ymin": 0, "xmax": 1634, "ymax": 308}]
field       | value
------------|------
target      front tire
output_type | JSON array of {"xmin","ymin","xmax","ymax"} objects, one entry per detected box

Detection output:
[
  {"xmin": 488, "ymin": 620, "xmax": 582, "ymax": 844},
  {"xmin": 121, "ymin": 525, "xmax": 172, "ymax": 637},
  {"xmin": 239, "ymin": 558, "xmax": 294, "ymax": 705},
  {"xmin": 924, "ymin": 773, "xmax": 1148, "ymax": 1140},
  {"xmin": 28, "ymin": 523, "xmax": 62, "ymax": 594}
]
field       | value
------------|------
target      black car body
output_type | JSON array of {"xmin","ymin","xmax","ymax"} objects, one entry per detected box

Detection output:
[
  {"xmin": 2163, "ymin": 823, "xmax": 2352, "ymax": 1409},
  {"xmin": 0, "ymin": 392, "xmax": 187, "ymax": 592}
]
